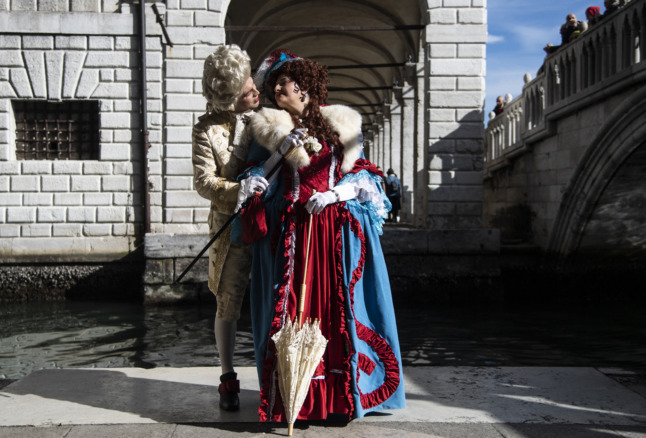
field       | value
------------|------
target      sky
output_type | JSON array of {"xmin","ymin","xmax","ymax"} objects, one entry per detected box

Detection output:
[{"xmin": 485, "ymin": 0, "xmax": 599, "ymax": 115}]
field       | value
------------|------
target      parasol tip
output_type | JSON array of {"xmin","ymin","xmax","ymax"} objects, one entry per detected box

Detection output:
[{"xmin": 288, "ymin": 423, "xmax": 294, "ymax": 436}]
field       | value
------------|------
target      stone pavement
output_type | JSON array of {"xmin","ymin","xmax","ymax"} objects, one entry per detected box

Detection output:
[{"xmin": 1, "ymin": 366, "xmax": 646, "ymax": 437}]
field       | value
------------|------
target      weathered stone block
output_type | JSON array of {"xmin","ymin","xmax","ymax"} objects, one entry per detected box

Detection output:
[
  {"xmin": 429, "ymin": 77, "xmax": 456, "ymax": 91},
  {"xmin": 165, "ymin": 59, "xmax": 202, "ymax": 79},
  {"xmin": 143, "ymin": 258, "xmax": 174, "ymax": 284},
  {"xmin": 7, "ymin": 207, "xmax": 35, "ymax": 223},
  {"xmin": 71, "ymin": 175, "xmax": 101, "ymax": 192},
  {"xmin": 430, "ymin": 59, "xmax": 484, "ymax": 76},
  {"xmin": 55, "ymin": 36, "xmax": 87, "ymax": 49},
  {"xmin": 41, "ymin": 175, "xmax": 70, "ymax": 192},
  {"xmin": 85, "ymin": 52, "xmax": 129, "ymax": 68},
  {"xmin": 429, "ymin": 9, "xmax": 456, "ymax": 24},
  {"xmin": 83, "ymin": 161, "xmax": 113, "ymax": 175},
  {"xmin": 0, "ymin": 224, "xmax": 20, "ymax": 237},
  {"xmin": 165, "ymin": 190, "xmax": 207, "ymax": 208},
  {"xmin": 21, "ymin": 161, "xmax": 51, "ymax": 174},
  {"xmin": 458, "ymin": 8, "xmax": 485, "ymax": 23},
  {"xmin": 426, "ymin": 24, "xmax": 487, "ymax": 43},
  {"xmin": 11, "ymin": 175, "xmax": 39, "ymax": 192},
  {"xmin": 71, "ymin": 0, "xmax": 100, "ymax": 12},
  {"xmin": 54, "ymin": 193, "xmax": 82, "ymax": 206},
  {"xmin": 101, "ymin": 175, "xmax": 130, "ymax": 192},
  {"xmin": 0, "ymin": 36, "xmax": 20, "ymax": 48},
  {"xmin": 165, "ymin": 158, "xmax": 193, "ymax": 175},
  {"xmin": 52, "ymin": 223, "xmax": 83, "ymax": 237},
  {"xmin": 429, "ymin": 43, "xmax": 457, "ymax": 58},
  {"xmin": 37, "ymin": 0, "xmax": 67, "ymax": 11},
  {"xmin": 97, "ymin": 206, "xmax": 126, "ymax": 223},
  {"xmin": 37, "ymin": 207, "xmax": 65, "ymax": 222},
  {"xmin": 22, "ymin": 223, "xmax": 51, "ymax": 237},
  {"xmin": 84, "ymin": 192, "xmax": 111, "ymax": 205},
  {"xmin": 100, "ymin": 144, "xmax": 131, "ymax": 161},
  {"xmin": 83, "ymin": 223, "xmax": 111, "ymax": 236},
  {"xmin": 68, "ymin": 206, "xmax": 96, "ymax": 222},
  {"xmin": 0, "ymin": 193, "xmax": 21, "ymax": 206},
  {"xmin": 167, "ymin": 10, "xmax": 193, "ymax": 26},
  {"xmin": 23, "ymin": 193, "xmax": 52, "ymax": 205}
]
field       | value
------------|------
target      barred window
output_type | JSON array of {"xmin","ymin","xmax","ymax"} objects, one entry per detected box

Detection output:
[{"xmin": 12, "ymin": 100, "xmax": 100, "ymax": 160}]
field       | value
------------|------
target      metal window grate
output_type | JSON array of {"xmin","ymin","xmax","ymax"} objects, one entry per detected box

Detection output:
[{"xmin": 12, "ymin": 100, "xmax": 100, "ymax": 160}]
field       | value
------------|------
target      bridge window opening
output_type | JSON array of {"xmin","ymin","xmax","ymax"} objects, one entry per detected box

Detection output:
[{"xmin": 12, "ymin": 100, "xmax": 100, "ymax": 160}]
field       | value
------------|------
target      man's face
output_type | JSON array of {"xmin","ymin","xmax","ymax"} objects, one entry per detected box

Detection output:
[
  {"xmin": 234, "ymin": 77, "xmax": 260, "ymax": 113},
  {"xmin": 496, "ymin": 97, "xmax": 504, "ymax": 106},
  {"xmin": 567, "ymin": 14, "xmax": 577, "ymax": 26}
]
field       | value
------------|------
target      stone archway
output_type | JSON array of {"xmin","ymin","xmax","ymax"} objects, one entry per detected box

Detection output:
[{"xmin": 548, "ymin": 87, "xmax": 646, "ymax": 258}]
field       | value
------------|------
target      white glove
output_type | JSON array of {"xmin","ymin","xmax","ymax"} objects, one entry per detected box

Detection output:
[
  {"xmin": 305, "ymin": 191, "xmax": 336, "ymax": 215},
  {"xmin": 278, "ymin": 128, "xmax": 308, "ymax": 155},
  {"xmin": 235, "ymin": 176, "xmax": 268, "ymax": 212}
]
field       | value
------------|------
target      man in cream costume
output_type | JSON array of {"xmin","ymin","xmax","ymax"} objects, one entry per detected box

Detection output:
[{"xmin": 191, "ymin": 44, "xmax": 268, "ymax": 411}]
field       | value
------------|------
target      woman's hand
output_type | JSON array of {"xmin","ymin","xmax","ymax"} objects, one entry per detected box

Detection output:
[
  {"xmin": 235, "ymin": 176, "xmax": 269, "ymax": 212},
  {"xmin": 305, "ymin": 191, "xmax": 337, "ymax": 215},
  {"xmin": 279, "ymin": 128, "xmax": 308, "ymax": 155}
]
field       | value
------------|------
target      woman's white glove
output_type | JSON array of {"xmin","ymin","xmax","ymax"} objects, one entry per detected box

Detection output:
[
  {"xmin": 235, "ymin": 176, "xmax": 268, "ymax": 212},
  {"xmin": 279, "ymin": 128, "xmax": 308, "ymax": 155},
  {"xmin": 305, "ymin": 184, "xmax": 358, "ymax": 215},
  {"xmin": 305, "ymin": 191, "xmax": 337, "ymax": 215}
]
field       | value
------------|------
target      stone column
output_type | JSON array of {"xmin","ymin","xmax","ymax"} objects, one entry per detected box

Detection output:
[
  {"xmin": 414, "ymin": 44, "xmax": 428, "ymax": 228},
  {"xmin": 389, "ymin": 98, "xmax": 401, "ymax": 175},
  {"xmin": 400, "ymin": 81, "xmax": 415, "ymax": 223},
  {"xmin": 425, "ymin": 3, "xmax": 486, "ymax": 229},
  {"xmin": 380, "ymin": 105, "xmax": 392, "ymax": 172}
]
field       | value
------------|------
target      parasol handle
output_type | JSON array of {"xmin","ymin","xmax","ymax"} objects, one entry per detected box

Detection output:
[{"xmin": 297, "ymin": 190, "xmax": 315, "ymax": 328}]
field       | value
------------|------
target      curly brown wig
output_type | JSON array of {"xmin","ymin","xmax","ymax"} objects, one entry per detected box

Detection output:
[{"xmin": 267, "ymin": 58, "xmax": 340, "ymax": 148}]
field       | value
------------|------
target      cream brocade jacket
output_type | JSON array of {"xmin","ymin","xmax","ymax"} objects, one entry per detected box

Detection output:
[{"xmin": 192, "ymin": 111, "xmax": 251, "ymax": 293}]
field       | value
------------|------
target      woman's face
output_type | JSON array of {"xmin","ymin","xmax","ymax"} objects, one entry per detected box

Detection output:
[
  {"xmin": 234, "ymin": 77, "xmax": 260, "ymax": 113},
  {"xmin": 273, "ymin": 74, "xmax": 307, "ymax": 116}
]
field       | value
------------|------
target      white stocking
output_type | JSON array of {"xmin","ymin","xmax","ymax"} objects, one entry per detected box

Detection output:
[{"xmin": 214, "ymin": 317, "xmax": 237, "ymax": 375}]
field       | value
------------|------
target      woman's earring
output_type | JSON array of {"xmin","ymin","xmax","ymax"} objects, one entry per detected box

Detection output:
[{"xmin": 301, "ymin": 93, "xmax": 307, "ymax": 102}]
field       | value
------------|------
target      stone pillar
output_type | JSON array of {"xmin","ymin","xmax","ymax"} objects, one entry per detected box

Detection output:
[
  {"xmin": 400, "ymin": 81, "xmax": 415, "ymax": 223},
  {"xmin": 382, "ymin": 110, "xmax": 392, "ymax": 171},
  {"xmin": 389, "ymin": 99, "xmax": 401, "ymax": 174},
  {"xmin": 425, "ymin": 3, "xmax": 486, "ymax": 229},
  {"xmin": 414, "ymin": 44, "xmax": 428, "ymax": 228}
]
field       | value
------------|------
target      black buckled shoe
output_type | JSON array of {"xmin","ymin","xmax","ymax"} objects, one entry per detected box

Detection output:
[{"xmin": 218, "ymin": 372, "xmax": 240, "ymax": 411}]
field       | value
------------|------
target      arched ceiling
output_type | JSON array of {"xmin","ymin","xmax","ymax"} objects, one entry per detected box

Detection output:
[{"xmin": 224, "ymin": 0, "xmax": 423, "ymax": 129}]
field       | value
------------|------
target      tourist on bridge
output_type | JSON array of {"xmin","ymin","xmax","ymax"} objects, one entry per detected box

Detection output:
[
  {"xmin": 544, "ymin": 13, "xmax": 588, "ymax": 54},
  {"xmin": 239, "ymin": 49, "xmax": 405, "ymax": 423},
  {"xmin": 191, "ymin": 44, "xmax": 263, "ymax": 412}
]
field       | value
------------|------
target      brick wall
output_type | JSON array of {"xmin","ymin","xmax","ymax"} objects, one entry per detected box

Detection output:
[
  {"xmin": 0, "ymin": 8, "xmax": 164, "ymax": 259},
  {"xmin": 425, "ymin": 0, "xmax": 486, "ymax": 230}
]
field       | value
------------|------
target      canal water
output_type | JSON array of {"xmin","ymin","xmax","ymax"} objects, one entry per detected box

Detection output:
[{"xmin": 1, "ymin": 301, "xmax": 645, "ymax": 380}]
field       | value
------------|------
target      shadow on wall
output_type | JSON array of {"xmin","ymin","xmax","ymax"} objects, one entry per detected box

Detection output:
[{"xmin": 426, "ymin": 109, "xmax": 484, "ymax": 230}]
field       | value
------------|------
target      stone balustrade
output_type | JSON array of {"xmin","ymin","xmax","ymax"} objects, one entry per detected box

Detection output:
[{"xmin": 485, "ymin": 0, "xmax": 646, "ymax": 175}]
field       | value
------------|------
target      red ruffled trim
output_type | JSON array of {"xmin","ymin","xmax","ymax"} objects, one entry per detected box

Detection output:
[
  {"xmin": 355, "ymin": 322, "xmax": 401, "ymax": 410},
  {"xmin": 358, "ymin": 353, "xmax": 376, "ymax": 375},
  {"xmin": 344, "ymin": 209, "xmax": 401, "ymax": 411},
  {"xmin": 334, "ymin": 206, "xmax": 355, "ymax": 420},
  {"xmin": 259, "ymin": 203, "xmax": 297, "ymax": 422}
]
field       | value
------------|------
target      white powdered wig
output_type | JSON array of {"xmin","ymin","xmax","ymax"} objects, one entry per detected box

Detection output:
[{"xmin": 202, "ymin": 44, "xmax": 251, "ymax": 113}]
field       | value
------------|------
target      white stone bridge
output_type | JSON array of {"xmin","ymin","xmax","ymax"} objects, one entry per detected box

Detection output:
[{"xmin": 484, "ymin": 0, "xmax": 646, "ymax": 265}]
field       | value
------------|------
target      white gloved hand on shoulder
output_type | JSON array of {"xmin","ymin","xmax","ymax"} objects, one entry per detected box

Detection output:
[
  {"xmin": 278, "ymin": 128, "xmax": 308, "ymax": 155},
  {"xmin": 234, "ymin": 176, "xmax": 268, "ymax": 212}
]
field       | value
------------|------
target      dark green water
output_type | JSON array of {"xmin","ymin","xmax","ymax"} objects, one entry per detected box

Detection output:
[{"xmin": 1, "ymin": 301, "xmax": 645, "ymax": 380}]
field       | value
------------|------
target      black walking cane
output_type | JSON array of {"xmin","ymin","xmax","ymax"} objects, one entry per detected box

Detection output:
[{"xmin": 174, "ymin": 146, "xmax": 296, "ymax": 284}]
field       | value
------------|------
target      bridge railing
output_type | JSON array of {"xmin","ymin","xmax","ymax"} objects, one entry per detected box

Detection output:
[{"xmin": 485, "ymin": 0, "xmax": 646, "ymax": 173}]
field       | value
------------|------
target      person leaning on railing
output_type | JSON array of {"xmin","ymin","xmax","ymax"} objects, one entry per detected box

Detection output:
[{"xmin": 543, "ymin": 13, "xmax": 588, "ymax": 54}]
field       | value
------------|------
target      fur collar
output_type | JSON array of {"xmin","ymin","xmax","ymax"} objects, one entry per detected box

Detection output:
[{"xmin": 249, "ymin": 105, "xmax": 363, "ymax": 173}]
